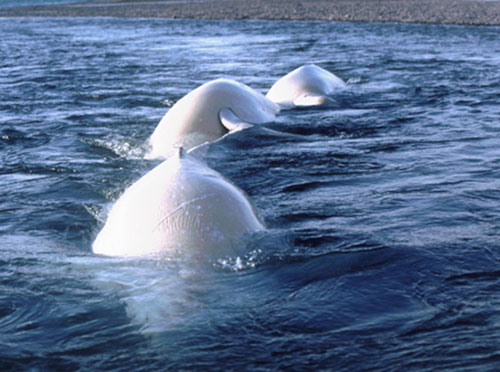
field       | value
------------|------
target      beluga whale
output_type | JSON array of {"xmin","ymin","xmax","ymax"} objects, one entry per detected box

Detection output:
[
  {"xmin": 148, "ymin": 78, "xmax": 279, "ymax": 159},
  {"xmin": 266, "ymin": 64, "xmax": 346, "ymax": 108},
  {"xmin": 93, "ymin": 148, "xmax": 264, "ymax": 259}
]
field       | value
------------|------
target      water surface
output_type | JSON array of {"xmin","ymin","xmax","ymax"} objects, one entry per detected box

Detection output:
[
  {"xmin": 1, "ymin": 18, "xmax": 500, "ymax": 371},
  {"xmin": 0, "ymin": 0, "xmax": 82, "ymax": 7}
]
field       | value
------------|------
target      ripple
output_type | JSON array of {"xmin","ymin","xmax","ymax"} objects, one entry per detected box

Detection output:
[{"xmin": 1, "ymin": 17, "xmax": 500, "ymax": 371}]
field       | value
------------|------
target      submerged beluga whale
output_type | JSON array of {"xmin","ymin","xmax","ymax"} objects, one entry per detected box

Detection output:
[
  {"xmin": 148, "ymin": 78, "xmax": 279, "ymax": 159},
  {"xmin": 93, "ymin": 148, "xmax": 264, "ymax": 258},
  {"xmin": 266, "ymin": 64, "xmax": 346, "ymax": 108}
]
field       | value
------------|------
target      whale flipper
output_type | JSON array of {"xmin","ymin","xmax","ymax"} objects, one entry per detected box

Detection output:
[
  {"xmin": 293, "ymin": 93, "xmax": 336, "ymax": 107},
  {"xmin": 219, "ymin": 108, "xmax": 253, "ymax": 132}
]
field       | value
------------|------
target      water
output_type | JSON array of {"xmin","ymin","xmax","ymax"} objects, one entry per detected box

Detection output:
[
  {"xmin": 1, "ymin": 17, "xmax": 500, "ymax": 371},
  {"xmin": 0, "ymin": 0, "xmax": 81, "ymax": 8}
]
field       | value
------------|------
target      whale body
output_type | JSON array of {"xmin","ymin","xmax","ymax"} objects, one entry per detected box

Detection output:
[
  {"xmin": 93, "ymin": 148, "xmax": 264, "ymax": 258},
  {"xmin": 148, "ymin": 78, "xmax": 279, "ymax": 159},
  {"xmin": 266, "ymin": 64, "xmax": 346, "ymax": 108}
]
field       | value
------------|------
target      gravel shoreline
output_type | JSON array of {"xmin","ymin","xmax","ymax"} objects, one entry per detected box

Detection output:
[{"xmin": 0, "ymin": 0, "xmax": 499, "ymax": 25}]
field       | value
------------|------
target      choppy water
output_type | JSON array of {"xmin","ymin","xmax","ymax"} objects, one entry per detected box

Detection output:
[
  {"xmin": 1, "ymin": 17, "xmax": 500, "ymax": 371},
  {"xmin": 0, "ymin": 0, "xmax": 81, "ymax": 8}
]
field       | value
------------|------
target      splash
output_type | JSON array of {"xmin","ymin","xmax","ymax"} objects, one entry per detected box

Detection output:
[{"xmin": 84, "ymin": 135, "xmax": 149, "ymax": 160}]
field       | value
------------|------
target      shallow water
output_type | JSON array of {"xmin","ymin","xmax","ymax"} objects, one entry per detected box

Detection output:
[
  {"xmin": 0, "ymin": 0, "xmax": 81, "ymax": 8},
  {"xmin": 1, "ymin": 18, "xmax": 500, "ymax": 371}
]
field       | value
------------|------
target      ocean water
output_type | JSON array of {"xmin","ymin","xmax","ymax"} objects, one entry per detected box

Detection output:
[
  {"xmin": 1, "ymin": 17, "xmax": 500, "ymax": 371},
  {"xmin": 0, "ymin": 0, "xmax": 81, "ymax": 8}
]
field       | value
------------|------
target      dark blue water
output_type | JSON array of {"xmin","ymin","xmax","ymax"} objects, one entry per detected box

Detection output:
[{"xmin": 1, "ymin": 17, "xmax": 500, "ymax": 371}]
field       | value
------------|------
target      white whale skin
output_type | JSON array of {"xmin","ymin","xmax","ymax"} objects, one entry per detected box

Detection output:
[
  {"xmin": 93, "ymin": 148, "xmax": 264, "ymax": 258},
  {"xmin": 148, "ymin": 78, "xmax": 279, "ymax": 159},
  {"xmin": 266, "ymin": 64, "xmax": 346, "ymax": 108}
]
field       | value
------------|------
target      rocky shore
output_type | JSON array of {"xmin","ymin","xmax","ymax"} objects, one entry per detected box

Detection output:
[{"xmin": 0, "ymin": 0, "xmax": 499, "ymax": 26}]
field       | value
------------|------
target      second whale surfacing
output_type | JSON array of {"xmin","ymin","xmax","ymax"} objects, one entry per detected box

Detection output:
[
  {"xmin": 93, "ymin": 148, "xmax": 264, "ymax": 259},
  {"xmin": 148, "ymin": 78, "xmax": 279, "ymax": 159},
  {"xmin": 266, "ymin": 64, "xmax": 346, "ymax": 108}
]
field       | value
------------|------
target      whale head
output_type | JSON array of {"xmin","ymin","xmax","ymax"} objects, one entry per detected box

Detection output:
[
  {"xmin": 266, "ymin": 64, "xmax": 346, "ymax": 108},
  {"xmin": 148, "ymin": 79, "xmax": 279, "ymax": 159}
]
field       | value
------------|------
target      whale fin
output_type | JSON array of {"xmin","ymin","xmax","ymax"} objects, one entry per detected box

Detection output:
[
  {"xmin": 219, "ymin": 108, "xmax": 253, "ymax": 132},
  {"xmin": 293, "ymin": 94, "xmax": 335, "ymax": 107}
]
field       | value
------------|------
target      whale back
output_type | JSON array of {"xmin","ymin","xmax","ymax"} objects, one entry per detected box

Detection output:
[
  {"xmin": 266, "ymin": 64, "xmax": 346, "ymax": 107},
  {"xmin": 148, "ymin": 79, "xmax": 278, "ymax": 158},
  {"xmin": 93, "ymin": 149, "xmax": 264, "ymax": 258}
]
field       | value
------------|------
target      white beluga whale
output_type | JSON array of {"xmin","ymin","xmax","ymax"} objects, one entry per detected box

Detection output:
[
  {"xmin": 148, "ymin": 78, "xmax": 279, "ymax": 159},
  {"xmin": 93, "ymin": 148, "xmax": 264, "ymax": 259},
  {"xmin": 266, "ymin": 64, "xmax": 346, "ymax": 108}
]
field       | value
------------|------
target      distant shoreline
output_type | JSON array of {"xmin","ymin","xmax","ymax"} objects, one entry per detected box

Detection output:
[{"xmin": 1, "ymin": 0, "xmax": 499, "ymax": 26}]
